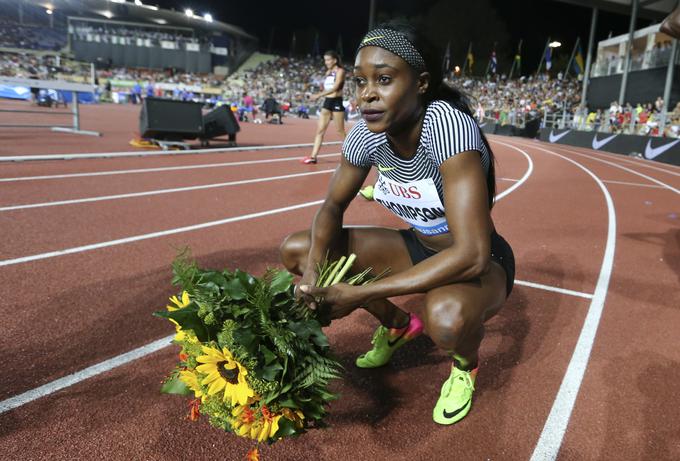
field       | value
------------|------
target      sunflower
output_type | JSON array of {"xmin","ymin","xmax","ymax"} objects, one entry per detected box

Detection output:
[
  {"xmin": 196, "ymin": 345, "xmax": 256, "ymax": 406},
  {"xmin": 179, "ymin": 370, "xmax": 205, "ymax": 401},
  {"xmin": 167, "ymin": 291, "xmax": 191, "ymax": 310},
  {"xmin": 166, "ymin": 291, "xmax": 191, "ymax": 341}
]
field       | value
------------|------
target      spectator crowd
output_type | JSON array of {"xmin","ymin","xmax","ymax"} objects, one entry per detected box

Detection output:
[
  {"xmin": 69, "ymin": 23, "xmax": 210, "ymax": 49},
  {"xmin": 1, "ymin": 18, "xmax": 678, "ymax": 139},
  {"xmin": 0, "ymin": 18, "xmax": 66, "ymax": 51}
]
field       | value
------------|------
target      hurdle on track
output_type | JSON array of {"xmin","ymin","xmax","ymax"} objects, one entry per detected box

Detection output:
[{"xmin": 0, "ymin": 76, "xmax": 101, "ymax": 137}]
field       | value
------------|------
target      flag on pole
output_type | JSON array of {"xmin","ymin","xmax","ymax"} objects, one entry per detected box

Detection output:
[
  {"xmin": 336, "ymin": 35, "xmax": 344, "ymax": 57},
  {"xmin": 573, "ymin": 41, "xmax": 585, "ymax": 75},
  {"xmin": 467, "ymin": 44, "xmax": 474, "ymax": 70},
  {"xmin": 511, "ymin": 39, "xmax": 522, "ymax": 78},
  {"xmin": 312, "ymin": 31, "xmax": 320, "ymax": 57},
  {"xmin": 443, "ymin": 40, "xmax": 451, "ymax": 74},
  {"xmin": 290, "ymin": 33, "xmax": 297, "ymax": 58},
  {"xmin": 490, "ymin": 50, "xmax": 497, "ymax": 74},
  {"xmin": 545, "ymin": 46, "xmax": 552, "ymax": 71}
]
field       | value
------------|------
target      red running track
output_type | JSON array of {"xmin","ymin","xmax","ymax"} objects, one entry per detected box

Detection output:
[{"xmin": 0, "ymin": 114, "xmax": 678, "ymax": 460}]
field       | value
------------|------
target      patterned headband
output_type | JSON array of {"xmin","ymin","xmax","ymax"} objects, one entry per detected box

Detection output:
[{"xmin": 357, "ymin": 28, "xmax": 427, "ymax": 73}]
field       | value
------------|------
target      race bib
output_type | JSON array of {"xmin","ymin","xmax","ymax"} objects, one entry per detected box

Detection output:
[{"xmin": 373, "ymin": 174, "xmax": 449, "ymax": 235}]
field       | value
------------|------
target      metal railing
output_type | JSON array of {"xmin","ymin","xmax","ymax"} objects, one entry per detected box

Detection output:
[
  {"xmin": 591, "ymin": 49, "xmax": 680, "ymax": 77},
  {"xmin": 542, "ymin": 111, "xmax": 680, "ymax": 138}
]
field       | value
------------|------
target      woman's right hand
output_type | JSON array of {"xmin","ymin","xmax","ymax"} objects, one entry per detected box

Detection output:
[{"xmin": 296, "ymin": 268, "xmax": 319, "ymax": 310}]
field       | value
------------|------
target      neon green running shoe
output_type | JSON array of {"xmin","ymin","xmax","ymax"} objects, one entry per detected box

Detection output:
[
  {"xmin": 358, "ymin": 185, "xmax": 375, "ymax": 201},
  {"xmin": 355, "ymin": 313, "xmax": 423, "ymax": 368},
  {"xmin": 433, "ymin": 364, "xmax": 478, "ymax": 425}
]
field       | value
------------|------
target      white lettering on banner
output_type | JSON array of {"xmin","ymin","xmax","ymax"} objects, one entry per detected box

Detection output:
[
  {"xmin": 373, "ymin": 174, "xmax": 449, "ymax": 235},
  {"xmin": 210, "ymin": 46, "xmax": 228, "ymax": 56}
]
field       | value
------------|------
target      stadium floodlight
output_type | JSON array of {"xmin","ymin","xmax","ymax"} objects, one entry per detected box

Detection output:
[
  {"xmin": 102, "ymin": 10, "xmax": 113, "ymax": 18},
  {"xmin": 134, "ymin": 0, "xmax": 143, "ymax": 5},
  {"xmin": 185, "ymin": 8, "xmax": 194, "ymax": 17},
  {"xmin": 549, "ymin": 41, "xmax": 562, "ymax": 48},
  {"xmin": 45, "ymin": 8, "xmax": 53, "ymax": 14},
  {"xmin": 111, "ymin": 0, "xmax": 126, "ymax": 3},
  {"xmin": 203, "ymin": 13, "xmax": 213, "ymax": 22}
]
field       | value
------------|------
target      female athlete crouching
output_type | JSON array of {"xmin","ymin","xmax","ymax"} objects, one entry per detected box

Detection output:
[{"xmin": 280, "ymin": 22, "xmax": 515, "ymax": 425}]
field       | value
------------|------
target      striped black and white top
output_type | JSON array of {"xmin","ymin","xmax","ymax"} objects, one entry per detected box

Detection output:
[{"xmin": 343, "ymin": 100, "xmax": 491, "ymax": 201}]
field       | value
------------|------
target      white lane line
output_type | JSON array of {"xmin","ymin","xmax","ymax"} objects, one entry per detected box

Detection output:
[
  {"xmin": 506, "ymin": 140, "xmax": 617, "ymax": 461},
  {"xmin": 1, "ymin": 169, "xmax": 334, "ymax": 211},
  {"xmin": 0, "ymin": 277, "xmax": 592, "ymax": 415},
  {"xmin": 561, "ymin": 148, "xmax": 680, "ymax": 195},
  {"xmin": 602, "ymin": 180, "xmax": 665, "ymax": 189},
  {"xmin": 603, "ymin": 155, "xmax": 680, "ymax": 177},
  {"xmin": 0, "ymin": 153, "xmax": 341, "ymax": 183},
  {"xmin": 514, "ymin": 280, "xmax": 593, "ymax": 299},
  {"xmin": 0, "ymin": 141, "xmax": 343, "ymax": 162},
  {"xmin": 0, "ymin": 141, "xmax": 533, "ymax": 263},
  {"xmin": 534, "ymin": 141, "xmax": 680, "ymax": 176},
  {"xmin": 490, "ymin": 142, "xmax": 534, "ymax": 202},
  {"xmin": 584, "ymin": 148, "xmax": 680, "ymax": 175},
  {"xmin": 0, "ymin": 199, "xmax": 325, "ymax": 267},
  {"xmin": 0, "ymin": 335, "xmax": 174, "ymax": 414},
  {"xmin": 499, "ymin": 177, "xmax": 519, "ymax": 182},
  {"xmin": 0, "ymin": 140, "xmax": 536, "ymax": 411}
]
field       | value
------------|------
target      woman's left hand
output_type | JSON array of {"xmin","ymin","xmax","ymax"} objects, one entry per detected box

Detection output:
[{"xmin": 298, "ymin": 283, "xmax": 367, "ymax": 320}]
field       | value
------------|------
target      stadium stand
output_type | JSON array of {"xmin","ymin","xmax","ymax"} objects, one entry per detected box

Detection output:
[{"xmin": 0, "ymin": 0, "xmax": 676, "ymax": 139}]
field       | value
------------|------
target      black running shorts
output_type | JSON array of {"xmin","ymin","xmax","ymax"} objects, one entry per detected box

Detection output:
[{"xmin": 322, "ymin": 96, "xmax": 344, "ymax": 112}]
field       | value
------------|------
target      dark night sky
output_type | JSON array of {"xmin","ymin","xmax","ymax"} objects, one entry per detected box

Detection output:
[{"xmin": 155, "ymin": 0, "xmax": 657, "ymax": 74}]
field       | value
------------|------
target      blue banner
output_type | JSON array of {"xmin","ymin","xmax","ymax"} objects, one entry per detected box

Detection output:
[
  {"xmin": 0, "ymin": 84, "xmax": 31, "ymax": 100},
  {"xmin": 0, "ymin": 85, "xmax": 95, "ymax": 103}
]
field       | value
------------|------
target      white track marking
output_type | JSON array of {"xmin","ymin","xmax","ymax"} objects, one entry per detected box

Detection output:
[
  {"xmin": 560, "ymin": 148, "xmax": 680, "ymax": 195},
  {"xmin": 596, "ymin": 154, "xmax": 680, "ymax": 177},
  {"xmin": 499, "ymin": 177, "xmax": 519, "ymax": 182},
  {"xmin": 0, "ymin": 199, "xmax": 324, "ymax": 267},
  {"xmin": 0, "ymin": 141, "xmax": 536, "ymax": 412},
  {"xmin": 532, "ymin": 139, "xmax": 680, "ymax": 176},
  {"xmin": 0, "ymin": 153, "xmax": 341, "ymax": 183},
  {"xmin": 514, "ymin": 280, "xmax": 593, "ymax": 299},
  {"xmin": 0, "ymin": 335, "xmax": 174, "ymax": 414},
  {"xmin": 490, "ymin": 142, "xmax": 534, "ymax": 202},
  {"xmin": 602, "ymin": 180, "xmax": 665, "ymax": 189},
  {"xmin": 503, "ymin": 140, "xmax": 617, "ymax": 461},
  {"xmin": 581, "ymin": 147, "xmax": 680, "ymax": 174},
  {"xmin": 1, "ymin": 170, "xmax": 334, "ymax": 211},
  {"xmin": 0, "ymin": 141, "xmax": 343, "ymax": 162},
  {"xmin": 518, "ymin": 139, "xmax": 680, "ymax": 195},
  {"xmin": 0, "ymin": 277, "xmax": 591, "ymax": 415}
]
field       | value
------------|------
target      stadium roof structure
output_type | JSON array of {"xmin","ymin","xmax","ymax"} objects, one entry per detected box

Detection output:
[
  {"xmin": 21, "ymin": 0, "xmax": 256, "ymax": 41},
  {"xmin": 554, "ymin": 0, "xmax": 677, "ymax": 20}
]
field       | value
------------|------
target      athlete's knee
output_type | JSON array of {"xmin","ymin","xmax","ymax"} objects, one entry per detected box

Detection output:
[
  {"xmin": 279, "ymin": 231, "xmax": 311, "ymax": 274},
  {"xmin": 425, "ymin": 294, "xmax": 466, "ymax": 349}
]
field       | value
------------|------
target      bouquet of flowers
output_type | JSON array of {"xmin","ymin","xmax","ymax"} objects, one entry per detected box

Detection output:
[{"xmin": 155, "ymin": 252, "xmax": 381, "ymax": 455}]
